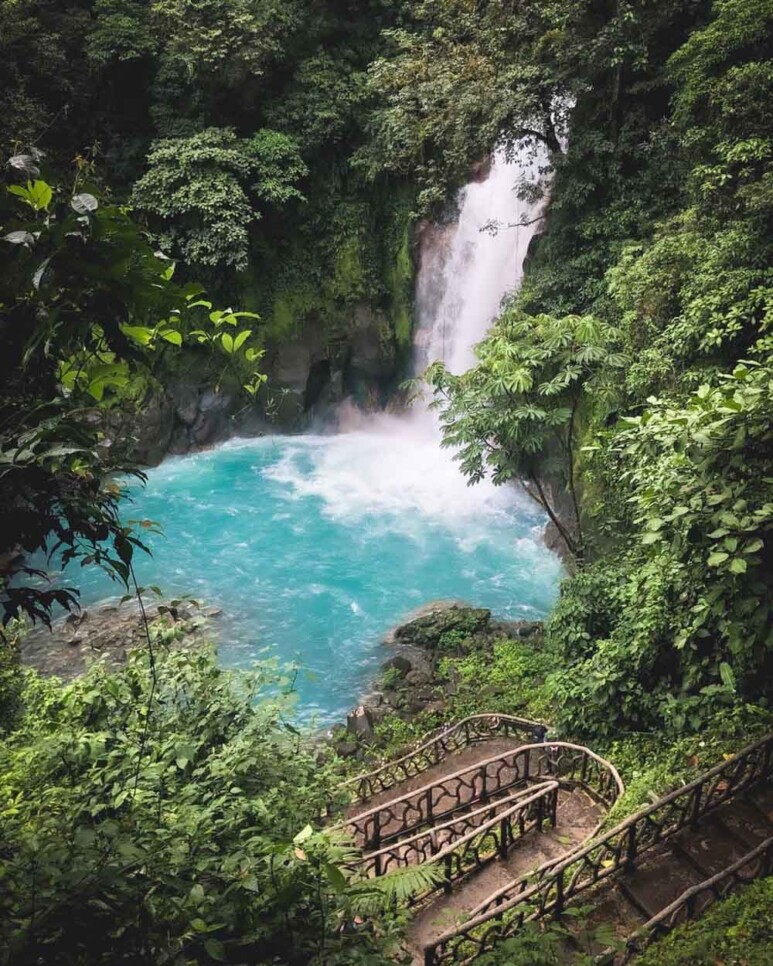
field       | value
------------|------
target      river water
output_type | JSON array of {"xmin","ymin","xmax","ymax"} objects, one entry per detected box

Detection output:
[{"xmin": 72, "ymin": 151, "xmax": 561, "ymax": 723}]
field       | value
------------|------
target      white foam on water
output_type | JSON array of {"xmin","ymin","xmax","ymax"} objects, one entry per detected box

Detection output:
[
  {"xmin": 263, "ymin": 147, "xmax": 548, "ymax": 536},
  {"xmin": 263, "ymin": 417, "xmax": 517, "ymax": 525}
]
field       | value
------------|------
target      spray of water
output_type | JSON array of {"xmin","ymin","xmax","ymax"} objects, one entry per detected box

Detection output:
[{"xmin": 281, "ymin": 147, "xmax": 547, "ymax": 518}]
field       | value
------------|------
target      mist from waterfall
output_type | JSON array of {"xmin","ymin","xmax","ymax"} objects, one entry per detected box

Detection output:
[{"xmin": 330, "ymin": 147, "xmax": 546, "ymax": 515}]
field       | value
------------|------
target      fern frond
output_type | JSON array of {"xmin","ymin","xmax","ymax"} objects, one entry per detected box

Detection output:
[{"xmin": 348, "ymin": 863, "xmax": 443, "ymax": 915}]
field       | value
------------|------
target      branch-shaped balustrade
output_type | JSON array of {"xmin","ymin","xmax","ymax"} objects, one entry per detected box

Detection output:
[
  {"xmin": 617, "ymin": 835, "xmax": 773, "ymax": 964},
  {"xmin": 424, "ymin": 732, "xmax": 773, "ymax": 966},
  {"xmin": 356, "ymin": 781, "xmax": 559, "ymax": 896},
  {"xmin": 343, "ymin": 713, "xmax": 548, "ymax": 805},
  {"xmin": 339, "ymin": 742, "xmax": 622, "ymax": 856}
]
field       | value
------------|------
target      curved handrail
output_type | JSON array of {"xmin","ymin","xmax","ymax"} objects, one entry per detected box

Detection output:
[
  {"xmin": 356, "ymin": 781, "xmax": 559, "ymax": 880},
  {"xmin": 342, "ymin": 713, "xmax": 548, "ymax": 804},
  {"xmin": 424, "ymin": 732, "xmax": 773, "ymax": 965},
  {"xmin": 617, "ymin": 836, "xmax": 773, "ymax": 963},
  {"xmin": 338, "ymin": 741, "xmax": 623, "ymax": 857}
]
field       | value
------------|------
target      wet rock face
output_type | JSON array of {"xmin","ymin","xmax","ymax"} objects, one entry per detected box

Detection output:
[
  {"xmin": 123, "ymin": 298, "xmax": 406, "ymax": 465},
  {"xmin": 346, "ymin": 705, "xmax": 375, "ymax": 742},
  {"xmin": 20, "ymin": 600, "xmax": 221, "ymax": 681}
]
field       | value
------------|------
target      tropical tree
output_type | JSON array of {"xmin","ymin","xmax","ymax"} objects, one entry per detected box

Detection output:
[
  {"xmin": 131, "ymin": 127, "xmax": 307, "ymax": 272},
  {"xmin": 359, "ymin": 0, "xmax": 578, "ymax": 208},
  {"xmin": 427, "ymin": 308, "xmax": 626, "ymax": 560},
  {"xmin": 0, "ymin": 155, "xmax": 264, "ymax": 627}
]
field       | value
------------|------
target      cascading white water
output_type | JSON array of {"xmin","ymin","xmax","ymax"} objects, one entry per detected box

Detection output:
[
  {"xmin": 326, "ymin": 146, "xmax": 547, "ymax": 517},
  {"xmin": 415, "ymin": 150, "xmax": 545, "ymax": 377}
]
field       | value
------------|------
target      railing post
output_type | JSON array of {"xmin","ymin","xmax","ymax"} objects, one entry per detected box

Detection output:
[
  {"xmin": 625, "ymin": 822, "xmax": 637, "ymax": 869},
  {"xmin": 372, "ymin": 811, "xmax": 381, "ymax": 855},
  {"xmin": 554, "ymin": 868, "xmax": 565, "ymax": 916},
  {"xmin": 479, "ymin": 764, "xmax": 488, "ymax": 803},
  {"xmin": 444, "ymin": 853, "xmax": 453, "ymax": 895},
  {"xmin": 537, "ymin": 793, "xmax": 544, "ymax": 832},
  {"xmin": 429, "ymin": 829, "xmax": 438, "ymax": 858},
  {"xmin": 687, "ymin": 893, "xmax": 697, "ymax": 921},
  {"xmin": 499, "ymin": 815, "xmax": 509, "ymax": 858},
  {"xmin": 426, "ymin": 787, "xmax": 434, "ymax": 825},
  {"xmin": 691, "ymin": 782, "xmax": 703, "ymax": 827},
  {"xmin": 550, "ymin": 786, "xmax": 558, "ymax": 827}
]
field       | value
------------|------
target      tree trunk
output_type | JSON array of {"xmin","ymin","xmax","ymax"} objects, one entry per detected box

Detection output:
[{"xmin": 525, "ymin": 472, "xmax": 578, "ymax": 560}]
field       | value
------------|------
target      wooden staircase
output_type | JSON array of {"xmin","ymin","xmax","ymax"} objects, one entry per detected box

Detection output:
[
  {"xmin": 339, "ymin": 720, "xmax": 773, "ymax": 965},
  {"xmin": 566, "ymin": 782, "xmax": 773, "ymax": 962},
  {"xmin": 423, "ymin": 734, "xmax": 773, "ymax": 965},
  {"xmin": 405, "ymin": 785, "xmax": 601, "ymax": 962}
]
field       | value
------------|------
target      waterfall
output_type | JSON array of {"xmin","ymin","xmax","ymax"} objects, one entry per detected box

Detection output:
[
  {"xmin": 325, "ymin": 146, "xmax": 546, "ymax": 520},
  {"xmin": 414, "ymin": 149, "xmax": 545, "ymax": 379}
]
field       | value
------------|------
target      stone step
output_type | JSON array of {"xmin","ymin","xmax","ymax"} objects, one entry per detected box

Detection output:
[
  {"xmin": 671, "ymin": 815, "xmax": 758, "ymax": 878},
  {"xmin": 748, "ymin": 781, "xmax": 773, "ymax": 821},
  {"xmin": 554, "ymin": 786, "xmax": 602, "ymax": 831},
  {"xmin": 617, "ymin": 846, "xmax": 703, "ymax": 921},
  {"xmin": 715, "ymin": 799, "xmax": 772, "ymax": 848}
]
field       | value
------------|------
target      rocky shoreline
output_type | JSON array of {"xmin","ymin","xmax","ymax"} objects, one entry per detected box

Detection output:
[
  {"xmin": 331, "ymin": 600, "xmax": 544, "ymax": 758},
  {"xmin": 20, "ymin": 598, "xmax": 222, "ymax": 680},
  {"xmin": 19, "ymin": 598, "xmax": 544, "ymax": 760}
]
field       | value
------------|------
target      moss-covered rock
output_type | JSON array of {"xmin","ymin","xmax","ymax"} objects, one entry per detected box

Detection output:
[{"xmin": 391, "ymin": 603, "xmax": 492, "ymax": 653}]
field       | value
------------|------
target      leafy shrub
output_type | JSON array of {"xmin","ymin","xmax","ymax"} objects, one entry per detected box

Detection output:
[
  {"xmin": 634, "ymin": 876, "xmax": 773, "ymax": 966},
  {"xmin": 132, "ymin": 127, "xmax": 307, "ymax": 271},
  {"xmin": 0, "ymin": 644, "xmax": 408, "ymax": 965}
]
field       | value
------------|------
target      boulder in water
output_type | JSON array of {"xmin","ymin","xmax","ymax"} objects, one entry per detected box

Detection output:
[
  {"xmin": 346, "ymin": 705, "xmax": 375, "ymax": 742},
  {"xmin": 389, "ymin": 602, "xmax": 492, "ymax": 653}
]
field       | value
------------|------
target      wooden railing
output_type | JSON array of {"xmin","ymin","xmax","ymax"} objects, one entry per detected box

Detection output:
[
  {"xmin": 423, "ymin": 732, "xmax": 773, "ymax": 966},
  {"xmin": 617, "ymin": 835, "xmax": 773, "ymax": 963},
  {"xmin": 343, "ymin": 713, "xmax": 548, "ymax": 804},
  {"xmin": 338, "ymin": 742, "xmax": 622, "ymax": 855},
  {"xmin": 356, "ymin": 781, "xmax": 559, "ymax": 899}
]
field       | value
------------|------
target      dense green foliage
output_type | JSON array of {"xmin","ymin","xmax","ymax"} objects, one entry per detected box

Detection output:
[
  {"xmin": 359, "ymin": 0, "xmax": 573, "ymax": 208},
  {"xmin": 2, "ymin": 0, "xmax": 772, "ymax": 962},
  {"xmin": 0, "ymin": 168, "xmax": 263, "ymax": 626},
  {"xmin": 420, "ymin": 0, "xmax": 773, "ymax": 738},
  {"xmin": 428, "ymin": 310, "xmax": 626, "ymax": 558},
  {"xmin": 0, "ymin": 638, "xmax": 436, "ymax": 964},
  {"xmin": 0, "ymin": 0, "xmax": 418, "ymax": 354},
  {"xmin": 132, "ymin": 127, "xmax": 307, "ymax": 272},
  {"xmin": 635, "ymin": 876, "xmax": 773, "ymax": 965}
]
